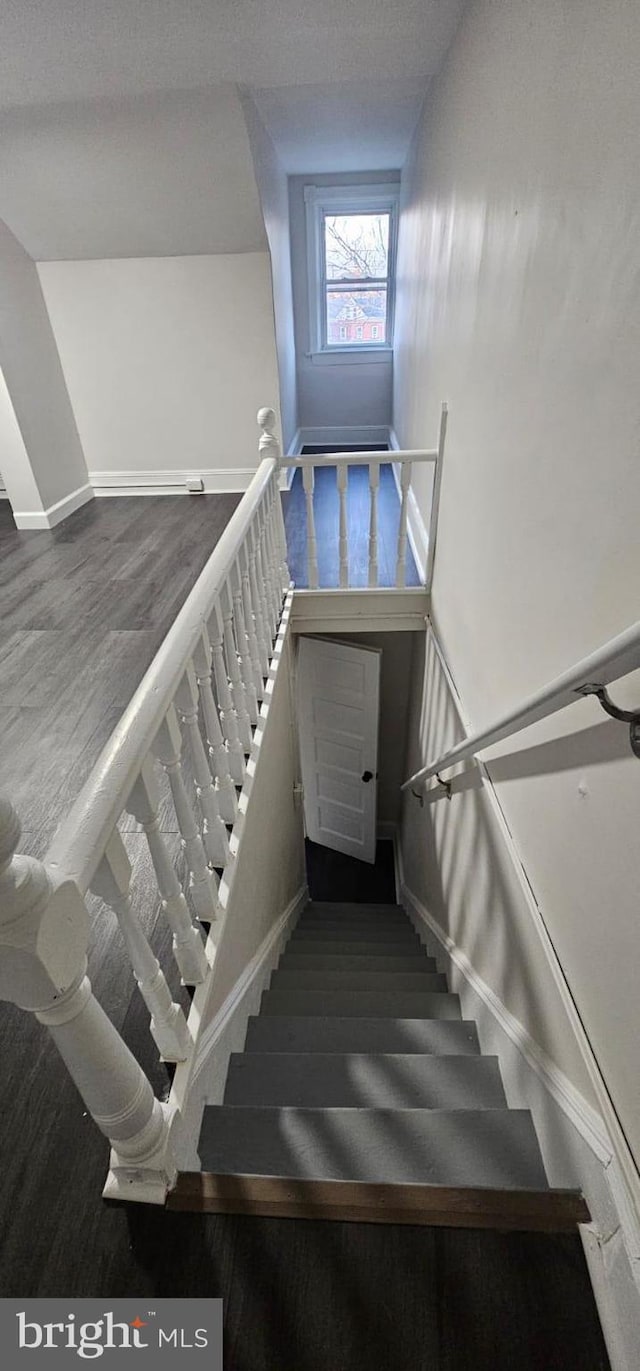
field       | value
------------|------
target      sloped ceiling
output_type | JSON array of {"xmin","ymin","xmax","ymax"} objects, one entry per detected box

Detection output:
[{"xmin": 0, "ymin": 0, "xmax": 466, "ymax": 260}]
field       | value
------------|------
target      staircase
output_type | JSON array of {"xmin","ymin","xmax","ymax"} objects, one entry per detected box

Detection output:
[{"xmin": 171, "ymin": 899, "xmax": 588, "ymax": 1229}]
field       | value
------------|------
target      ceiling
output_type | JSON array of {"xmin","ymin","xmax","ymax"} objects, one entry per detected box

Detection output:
[{"xmin": 0, "ymin": 0, "xmax": 466, "ymax": 259}]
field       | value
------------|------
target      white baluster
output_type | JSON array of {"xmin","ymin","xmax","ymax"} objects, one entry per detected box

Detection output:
[
  {"xmin": 219, "ymin": 581, "xmax": 253, "ymax": 748},
  {"xmin": 91, "ymin": 831, "xmax": 192, "ymax": 1062},
  {"xmin": 247, "ymin": 523, "xmax": 270, "ymax": 676},
  {"xmin": 302, "ymin": 463, "xmax": 319, "ymax": 589},
  {"xmin": 126, "ymin": 758, "xmax": 208, "ymax": 985},
  {"xmin": 0, "ymin": 799, "xmax": 178, "ymax": 1204},
  {"xmin": 175, "ymin": 663, "xmax": 230, "ymax": 867},
  {"xmin": 240, "ymin": 539, "xmax": 265, "ymax": 699},
  {"xmin": 152, "ymin": 705, "xmax": 219, "ymax": 922},
  {"xmin": 257, "ymin": 407, "xmax": 290, "ymax": 595},
  {"xmin": 207, "ymin": 600, "xmax": 246, "ymax": 784},
  {"xmin": 230, "ymin": 558, "xmax": 259, "ymax": 723},
  {"xmin": 257, "ymin": 490, "xmax": 278, "ymax": 636},
  {"xmin": 192, "ymin": 629, "xmax": 238, "ymax": 823},
  {"xmin": 269, "ymin": 473, "xmax": 290, "ymax": 597},
  {"xmin": 337, "ymin": 464, "xmax": 349, "ymax": 588},
  {"xmin": 368, "ymin": 462, "xmax": 380, "ymax": 587},
  {"xmin": 395, "ymin": 460, "xmax": 413, "ymax": 588}
]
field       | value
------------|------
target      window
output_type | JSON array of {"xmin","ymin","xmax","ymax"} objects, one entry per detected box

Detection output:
[{"xmin": 304, "ymin": 183, "xmax": 399, "ymax": 356}]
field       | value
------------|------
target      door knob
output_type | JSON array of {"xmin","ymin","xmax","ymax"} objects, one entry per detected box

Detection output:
[{"xmin": 362, "ymin": 770, "xmax": 377, "ymax": 783}]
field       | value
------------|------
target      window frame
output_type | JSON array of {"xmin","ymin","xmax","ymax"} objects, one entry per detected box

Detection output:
[{"xmin": 304, "ymin": 183, "xmax": 399, "ymax": 360}]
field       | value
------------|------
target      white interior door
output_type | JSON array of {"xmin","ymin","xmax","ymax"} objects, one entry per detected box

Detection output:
[{"xmin": 296, "ymin": 636, "xmax": 381, "ymax": 864}]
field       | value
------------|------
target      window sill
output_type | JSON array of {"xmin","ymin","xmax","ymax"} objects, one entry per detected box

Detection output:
[{"xmin": 306, "ymin": 348, "xmax": 393, "ymax": 368}]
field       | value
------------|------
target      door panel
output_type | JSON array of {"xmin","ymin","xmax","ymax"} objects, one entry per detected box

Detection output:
[{"xmin": 297, "ymin": 636, "xmax": 381, "ymax": 864}]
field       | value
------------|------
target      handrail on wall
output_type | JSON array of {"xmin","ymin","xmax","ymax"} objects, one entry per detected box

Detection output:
[{"xmin": 402, "ymin": 619, "xmax": 640, "ymax": 793}]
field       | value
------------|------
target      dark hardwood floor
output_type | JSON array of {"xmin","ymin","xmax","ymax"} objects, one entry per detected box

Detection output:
[
  {"xmin": 305, "ymin": 837, "xmax": 397, "ymax": 904},
  {"xmin": 284, "ymin": 462, "xmax": 421, "ymax": 589},
  {"xmin": 0, "ymin": 493, "xmax": 241, "ymax": 854}
]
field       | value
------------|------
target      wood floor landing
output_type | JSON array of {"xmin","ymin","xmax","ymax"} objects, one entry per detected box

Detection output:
[{"xmin": 284, "ymin": 463, "xmax": 421, "ymax": 588}]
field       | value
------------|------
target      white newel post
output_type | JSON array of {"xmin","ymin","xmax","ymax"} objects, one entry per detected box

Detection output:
[{"xmin": 0, "ymin": 799, "xmax": 180, "ymax": 1204}]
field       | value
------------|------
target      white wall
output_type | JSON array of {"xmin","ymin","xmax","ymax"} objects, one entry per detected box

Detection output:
[
  {"xmin": 0, "ymin": 218, "xmax": 89, "ymax": 516},
  {"xmin": 242, "ymin": 94, "xmax": 298, "ymax": 453},
  {"xmin": 289, "ymin": 171, "xmax": 399, "ymax": 434},
  {"xmin": 0, "ymin": 86, "xmax": 268, "ymax": 261},
  {"xmin": 394, "ymin": 0, "xmax": 640, "ymax": 1190},
  {"xmin": 39, "ymin": 253, "xmax": 282, "ymax": 487},
  {"xmin": 0, "ymin": 366, "xmax": 43, "ymax": 513}
]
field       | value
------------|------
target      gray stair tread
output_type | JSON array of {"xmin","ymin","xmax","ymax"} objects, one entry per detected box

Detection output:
[
  {"xmin": 285, "ymin": 940, "xmax": 426, "ymax": 957},
  {"xmin": 261, "ymin": 989, "xmax": 461, "ymax": 1019},
  {"xmin": 271, "ymin": 970, "xmax": 448, "ymax": 993},
  {"xmin": 198, "ymin": 1106, "xmax": 548, "ymax": 1188},
  {"xmin": 244, "ymin": 1017, "xmax": 480, "ymax": 1055},
  {"xmin": 224, "ymin": 1053, "xmax": 506, "ymax": 1109},
  {"xmin": 280, "ymin": 953, "xmax": 438, "ymax": 972}
]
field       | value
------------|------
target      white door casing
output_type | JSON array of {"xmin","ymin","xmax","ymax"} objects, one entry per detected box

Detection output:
[{"xmin": 296, "ymin": 636, "xmax": 381, "ymax": 864}]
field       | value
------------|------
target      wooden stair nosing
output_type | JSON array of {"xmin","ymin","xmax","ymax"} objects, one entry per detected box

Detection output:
[{"xmin": 167, "ymin": 1172, "xmax": 590, "ymax": 1231}]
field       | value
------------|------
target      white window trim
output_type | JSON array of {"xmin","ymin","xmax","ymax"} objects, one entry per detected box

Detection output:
[{"xmin": 304, "ymin": 182, "xmax": 399, "ymax": 360}]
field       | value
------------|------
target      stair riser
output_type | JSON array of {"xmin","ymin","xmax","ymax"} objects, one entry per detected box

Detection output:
[
  {"xmin": 291, "ymin": 928, "xmax": 422, "ymax": 943},
  {"xmin": 244, "ymin": 1018, "xmax": 481, "ymax": 1055},
  {"xmin": 271, "ymin": 971, "xmax": 448, "ymax": 993},
  {"xmin": 260, "ymin": 990, "xmax": 462, "ymax": 1019},
  {"xmin": 224, "ymin": 1054, "xmax": 507, "ymax": 1109},
  {"xmin": 285, "ymin": 941, "xmax": 426, "ymax": 957},
  {"xmin": 306, "ymin": 904, "xmax": 404, "ymax": 916},
  {"xmin": 279, "ymin": 955, "xmax": 438, "ymax": 973}
]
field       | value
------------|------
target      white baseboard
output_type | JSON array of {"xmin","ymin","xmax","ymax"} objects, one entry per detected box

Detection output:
[
  {"xmin": 389, "ymin": 428, "xmax": 429, "ymax": 582},
  {"xmin": 90, "ymin": 468, "xmax": 259, "ymax": 497},
  {"xmin": 12, "ymin": 482, "xmax": 94, "ymax": 530},
  {"xmin": 297, "ymin": 424, "xmax": 392, "ymax": 450},
  {"xmin": 400, "ymin": 869, "xmax": 640, "ymax": 1370}
]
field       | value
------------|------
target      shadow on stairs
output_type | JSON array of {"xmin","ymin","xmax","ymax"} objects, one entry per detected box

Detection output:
[{"xmin": 166, "ymin": 892, "xmax": 611, "ymax": 1369}]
